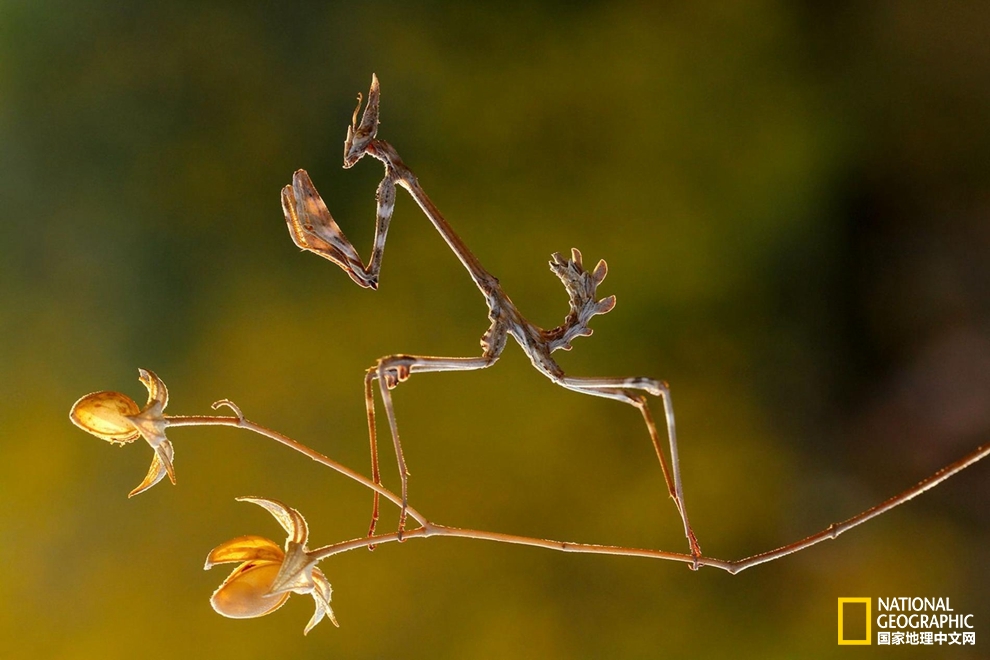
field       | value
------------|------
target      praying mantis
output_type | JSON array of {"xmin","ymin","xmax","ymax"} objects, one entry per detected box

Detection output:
[
  {"xmin": 275, "ymin": 74, "xmax": 990, "ymax": 578},
  {"xmin": 280, "ymin": 74, "xmax": 703, "ymax": 563}
]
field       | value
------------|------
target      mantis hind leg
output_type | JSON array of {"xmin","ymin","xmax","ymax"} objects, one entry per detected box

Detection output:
[{"xmin": 560, "ymin": 375, "xmax": 701, "ymax": 566}]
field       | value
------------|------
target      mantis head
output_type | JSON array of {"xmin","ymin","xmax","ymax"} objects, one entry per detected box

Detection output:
[{"xmin": 343, "ymin": 73, "xmax": 380, "ymax": 168}]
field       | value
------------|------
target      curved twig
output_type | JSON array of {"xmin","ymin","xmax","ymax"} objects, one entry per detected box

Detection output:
[{"xmin": 165, "ymin": 411, "xmax": 990, "ymax": 575}]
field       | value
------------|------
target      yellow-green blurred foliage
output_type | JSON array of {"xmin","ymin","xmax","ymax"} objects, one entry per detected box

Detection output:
[{"xmin": 1, "ymin": 2, "xmax": 988, "ymax": 658}]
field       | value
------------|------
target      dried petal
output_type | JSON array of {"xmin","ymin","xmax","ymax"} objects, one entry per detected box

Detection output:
[
  {"xmin": 128, "ymin": 439, "xmax": 174, "ymax": 497},
  {"xmin": 205, "ymin": 535, "xmax": 284, "ymax": 570},
  {"xmin": 69, "ymin": 391, "xmax": 141, "ymax": 444},
  {"xmin": 304, "ymin": 567, "xmax": 338, "ymax": 634},
  {"xmin": 237, "ymin": 496, "xmax": 309, "ymax": 545},
  {"xmin": 137, "ymin": 368, "xmax": 168, "ymax": 410},
  {"xmin": 210, "ymin": 562, "xmax": 290, "ymax": 619},
  {"xmin": 126, "ymin": 402, "xmax": 168, "ymax": 449},
  {"xmin": 127, "ymin": 369, "xmax": 170, "ymax": 451},
  {"xmin": 268, "ymin": 542, "xmax": 316, "ymax": 595}
]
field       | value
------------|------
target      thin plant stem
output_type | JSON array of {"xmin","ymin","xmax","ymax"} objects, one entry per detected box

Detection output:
[
  {"xmin": 726, "ymin": 440, "xmax": 990, "ymax": 574},
  {"xmin": 164, "ymin": 413, "xmax": 428, "ymax": 527},
  {"xmin": 309, "ymin": 525, "xmax": 731, "ymax": 570},
  {"xmin": 165, "ymin": 409, "xmax": 989, "ymax": 575}
]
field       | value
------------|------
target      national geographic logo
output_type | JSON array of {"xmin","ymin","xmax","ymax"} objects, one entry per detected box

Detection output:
[
  {"xmin": 838, "ymin": 598, "xmax": 871, "ymax": 645},
  {"xmin": 838, "ymin": 597, "xmax": 977, "ymax": 646}
]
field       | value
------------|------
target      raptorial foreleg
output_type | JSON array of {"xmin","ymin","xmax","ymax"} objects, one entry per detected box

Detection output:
[{"xmin": 282, "ymin": 168, "xmax": 397, "ymax": 290}]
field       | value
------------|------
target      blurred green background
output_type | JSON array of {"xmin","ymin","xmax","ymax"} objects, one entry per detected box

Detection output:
[{"xmin": 2, "ymin": 1, "xmax": 988, "ymax": 658}]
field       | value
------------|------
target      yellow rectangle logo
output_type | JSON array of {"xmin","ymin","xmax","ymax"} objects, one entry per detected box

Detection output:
[{"xmin": 838, "ymin": 598, "xmax": 872, "ymax": 645}]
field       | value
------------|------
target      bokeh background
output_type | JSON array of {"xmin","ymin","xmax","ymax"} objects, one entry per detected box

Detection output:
[{"xmin": 2, "ymin": 2, "xmax": 988, "ymax": 658}]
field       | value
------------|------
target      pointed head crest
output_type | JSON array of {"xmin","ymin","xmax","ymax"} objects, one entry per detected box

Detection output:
[{"xmin": 343, "ymin": 73, "xmax": 380, "ymax": 168}]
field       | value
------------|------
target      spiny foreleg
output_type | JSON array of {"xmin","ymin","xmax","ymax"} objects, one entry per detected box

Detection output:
[{"xmin": 282, "ymin": 168, "xmax": 396, "ymax": 290}]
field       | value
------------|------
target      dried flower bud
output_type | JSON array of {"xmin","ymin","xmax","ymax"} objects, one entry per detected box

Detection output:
[
  {"xmin": 70, "ymin": 391, "xmax": 142, "ymax": 444},
  {"xmin": 206, "ymin": 497, "xmax": 338, "ymax": 634},
  {"xmin": 69, "ymin": 369, "xmax": 176, "ymax": 497},
  {"xmin": 206, "ymin": 535, "xmax": 291, "ymax": 619}
]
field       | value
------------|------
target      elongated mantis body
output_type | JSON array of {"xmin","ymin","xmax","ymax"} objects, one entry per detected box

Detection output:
[{"xmin": 281, "ymin": 74, "xmax": 702, "ymax": 561}]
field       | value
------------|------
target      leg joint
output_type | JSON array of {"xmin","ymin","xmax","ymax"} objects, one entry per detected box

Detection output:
[
  {"xmin": 373, "ymin": 355, "xmax": 415, "ymax": 389},
  {"xmin": 631, "ymin": 377, "xmax": 668, "ymax": 397}
]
